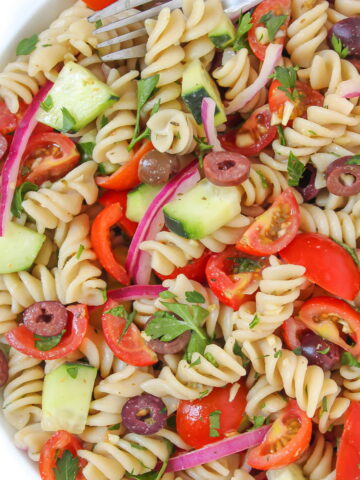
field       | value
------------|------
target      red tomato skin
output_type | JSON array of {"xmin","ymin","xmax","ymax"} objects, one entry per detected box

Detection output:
[
  {"xmin": 248, "ymin": 0, "xmax": 291, "ymax": 61},
  {"xmin": 6, "ymin": 304, "xmax": 89, "ymax": 360},
  {"xmin": 39, "ymin": 430, "xmax": 86, "ymax": 480},
  {"xmin": 219, "ymin": 106, "xmax": 277, "ymax": 156},
  {"xmin": 176, "ymin": 382, "xmax": 248, "ymax": 449},
  {"xmin": 336, "ymin": 402, "xmax": 360, "ymax": 480},
  {"xmin": 282, "ymin": 316, "xmax": 309, "ymax": 350},
  {"xmin": 280, "ymin": 233, "xmax": 360, "ymax": 300},
  {"xmin": 248, "ymin": 400, "xmax": 312, "ymax": 470},
  {"xmin": 99, "ymin": 190, "xmax": 138, "ymax": 237},
  {"xmin": 298, "ymin": 297, "xmax": 360, "ymax": 358},
  {"xmin": 0, "ymin": 101, "xmax": 20, "ymax": 134},
  {"xmin": 157, "ymin": 250, "xmax": 212, "ymax": 283},
  {"xmin": 83, "ymin": 0, "xmax": 114, "ymax": 9},
  {"xmin": 237, "ymin": 189, "xmax": 300, "ymax": 256},
  {"xmin": 102, "ymin": 298, "xmax": 158, "ymax": 366}
]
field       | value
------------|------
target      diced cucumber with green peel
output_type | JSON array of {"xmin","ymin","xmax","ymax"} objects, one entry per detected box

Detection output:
[
  {"xmin": 0, "ymin": 222, "xmax": 45, "ymax": 273},
  {"xmin": 267, "ymin": 465, "xmax": 306, "ymax": 480},
  {"xmin": 127, "ymin": 183, "xmax": 162, "ymax": 222},
  {"xmin": 163, "ymin": 179, "xmax": 241, "ymax": 239},
  {"xmin": 41, "ymin": 363, "xmax": 97, "ymax": 434},
  {"xmin": 209, "ymin": 14, "xmax": 236, "ymax": 48},
  {"xmin": 37, "ymin": 62, "xmax": 119, "ymax": 132}
]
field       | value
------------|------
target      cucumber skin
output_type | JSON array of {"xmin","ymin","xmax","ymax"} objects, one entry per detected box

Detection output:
[
  {"xmin": 182, "ymin": 87, "xmax": 220, "ymax": 124},
  {"xmin": 164, "ymin": 212, "xmax": 191, "ymax": 239}
]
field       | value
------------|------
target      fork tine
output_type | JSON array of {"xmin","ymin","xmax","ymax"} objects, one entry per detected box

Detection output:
[
  {"xmin": 101, "ymin": 44, "xmax": 147, "ymax": 61},
  {"xmin": 97, "ymin": 27, "xmax": 147, "ymax": 48},
  {"xmin": 93, "ymin": 0, "xmax": 182, "ymax": 34},
  {"xmin": 88, "ymin": 0, "xmax": 154, "ymax": 23}
]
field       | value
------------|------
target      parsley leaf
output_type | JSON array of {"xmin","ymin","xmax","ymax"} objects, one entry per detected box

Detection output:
[
  {"xmin": 185, "ymin": 291, "xmax": 205, "ymax": 303},
  {"xmin": 53, "ymin": 450, "xmax": 79, "ymax": 480},
  {"xmin": 40, "ymin": 95, "xmax": 54, "ymax": 112},
  {"xmin": 159, "ymin": 290, "xmax": 177, "ymax": 300},
  {"xmin": 95, "ymin": 19, "xmax": 103, "ymax": 29},
  {"xmin": 16, "ymin": 34, "xmax": 38, "ymax": 55},
  {"xmin": 161, "ymin": 302, "xmax": 209, "ymax": 339},
  {"xmin": 199, "ymin": 389, "xmax": 209, "ymax": 398},
  {"xmin": 100, "ymin": 289, "xmax": 107, "ymax": 303},
  {"xmin": 277, "ymin": 125, "xmax": 287, "ymax": 146},
  {"xmin": 194, "ymin": 136, "xmax": 213, "ymax": 167},
  {"xmin": 61, "ymin": 107, "xmax": 77, "ymax": 133},
  {"xmin": 100, "ymin": 115, "xmax": 109, "ymax": 129},
  {"xmin": 260, "ymin": 12, "xmax": 287, "ymax": 42},
  {"xmin": 331, "ymin": 34, "xmax": 349, "ymax": 59},
  {"xmin": 145, "ymin": 311, "xmax": 192, "ymax": 342},
  {"xmin": 317, "ymin": 347, "xmax": 330, "ymax": 355},
  {"xmin": 345, "ymin": 154, "xmax": 360, "ymax": 165},
  {"xmin": 76, "ymin": 142, "xmax": 95, "ymax": 163},
  {"xmin": 233, "ymin": 12, "xmax": 252, "ymax": 51},
  {"xmin": 251, "ymin": 416, "xmax": 267, "ymax": 429},
  {"xmin": 105, "ymin": 305, "xmax": 136, "ymax": 343},
  {"xmin": 321, "ymin": 396, "xmax": 328, "ymax": 413},
  {"xmin": 66, "ymin": 364, "xmax": 78, "ymax": 379},
  {"xmin": 256, "ymin": 170, "xmax": 268, "ymax": 188},
  {"xmin": 128, "ymin": 99, "xmax": 160, "ymax": 150},
  {"xmin": 76, "ymin": 244, "xmax": 84, "ymax": 259},
  {"xmin": 0, "ymin": 343, "xmax": 10, "ymax": 358},
  {"xmin": 293, "ymin": 347, "xmax": 302, "ymax": 355},
  {"xmin": 204, "ymin": 351, "xmax": 219, "ymax": 367},
  {"xmin": 231, "ymin": 257, "xmax": 262, "ymax": 273},
  {"xmin": 341, "ymin": 351, "xmax": 360, "ymax": 368},
  {"xmin": 34, "ymin": 329, "xmax": 66, "ymax": 351},
  {"xmin": 271, "ymin": 66, "xmax": 300, "ymax": 102},
  {"xmin": 127, "ymin": 439, "xmax": 173, "ymax": 480},
  {"xmin": 331, "ymin": 237, "xmax": 360, "ymax": 268},
  {"xmin": 108, "ymin": 423, "xmax": 121, "ymax": 431},
  {"xmin": 185, "ymin": 331, "xmax": 210, "ymax": 363},
  {"xmin": 209, "ymin": 410, "xmax": 221, "ymax": 437},
  {"xmin": 11, "ymin": 182, "xmax": 39, "ymax": 218},
  {"xmin": 249, "ymin": 314, "xmax": 260, "ymax": 329},
  {"xmin": 287, "ymin": 151, "xmax": 305, "ymax": 186},
  {"xmin": 274, "ymin": 350, "xmax": 282, "ymax": 358}
]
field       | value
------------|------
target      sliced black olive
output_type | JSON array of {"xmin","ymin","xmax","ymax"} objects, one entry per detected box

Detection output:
[
  {"xmin": 203, "ymin": 151, "xmax": 250, "ymax": 186},
  {"xmin": 23, "ymin": 301, "xmax": 68, "ymax": 337},
  {"xmin": 138, "ymin": 150, "xmax": 180, "ymax": 185},
  {"xmin": 121, "ymin": 394, "xmax": 167, "ymax": 435},
  {"xmin": 296, "ymin": 165, "xmax": 319, "ymax": 201},
  {"xmin": 326, "ymin": 156, "xmax": 360, "ymax": 196},
  {"xmin": 328, "ymin": 18, "xmax": 360, "ymax": 58}
]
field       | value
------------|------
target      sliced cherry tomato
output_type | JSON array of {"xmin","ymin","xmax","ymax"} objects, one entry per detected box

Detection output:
[
  {"xmin": 248, "ymin": 400, "xmax": 312, "ymax": 470},
  {"xmin": 205, "ymin": 246, "xmax": 268, "ymax": 309},
  {"xmin": 237, "ymin": 188, "xmax": 300, "ymax": 256},
  {"xmin": 336, "ymin": 402, "xmax": 360, "ymax": 480},
  {"xmin": 176, "ymin": 382, "xmax": 248, "ymax": 449},
  {"xmin": 91, "ymin": 202, "xmax": 130, "ymax": 285},
  {"xmin": 298, "ymin": 297, "xmax": 360, "ymax": 358},
  {"xmin": 39, "ymin": 430, "xmax": 86, "ymax": 480},
  {"xmin": 280, "ymin": 233, "xmax": 360, "ymax": 300},
  {"xmin": 102, "ymin": 298, "xmax": 157, "ymax": 366},
  {"xmin": 248, "ymin": 0, "xmax": 291, "ymax": 61},
  {"xmin": 96, "ymin": 141, "xmax": 154, "ymax": 191},
  {"xmin": 19, "ymin": 132, "xmax": 80, "ymax": 185},
  {"xmin": 156, "ymin": 249, "xmax": 213, "ymax": 283},
  {"xmin": 6, "ymin": 304, "xmax": 88, "ymax": 360},
  {"xmin": 83, "ymin": 0, "xmax": 115, "ymax": 9},
  {"xmin": 269, "ymin": 80, "xmax": 324, "ymax": 123},
  {"xmin": 99, "ymin": 190, "xmax": 138, "ymax": 237},
  {"xmin": 219, "ymin": 105, "xmax": 277, "ymax": 156},
  {"xmin": 282, "ymin": 316, "xmax": 309, "ymax": 351}
]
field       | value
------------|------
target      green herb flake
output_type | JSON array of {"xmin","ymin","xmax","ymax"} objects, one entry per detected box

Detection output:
[
  {"xmin": 345, "ymin": 154, "xmax": 360, "ymax": 165},
  {"xmin": 271, "ymin": 66, "xmax": 300, "ymax": 102},
  {"xmin": 190, "ymin": 357, "xmax": 201, "ymax": 367},
  {"xmin": 331, "ymin": 237, "xmax": 360, "ymax": 268},
  {"xmin": 145, "ymin": 311, "xmax": 192, "ymax": 343},
  {"xmin": 100, "ymin": 289, "xmax": 108, "ymax": 303},
  {"xmin": 233, "ymin": 12, "xmax": 252, "ymax": 51},
  {"xmin": 185, "ymin": 331, "xmax": 210, "ymax": 364},
  {"xmin": 53, "ymin": 449, "xmax": 79, "ymax": 480},
  {"xmin": 194, "ymin": 136, "xmax": 213, "ymax": 167},
  {"xmin": 231, "ymin": 257, "xmax": 262, "ymax": 274},
  {"xmin": 287, "ymin": 151, "xmax": 305, "ymax": 186},
  {"xmin": 108, "ymin": 423, "xmax": 121, "ymax": 431},
  {"xmin": 277, "ymin": 125, "xmax": 287, "ymax": 146},
  {"xmin": 0, "ymin": 344, "xmax": 10, "ymax": 358},
  {"xmin": 16, "ymin": 34, "xmax": 38, "ymax": 55},
  {"xmin": 204, "ymin": 352, "xmax": 219, "ymax": 367},
  {"xmin": 274, "ymin": 350, "xmax": 282, "ymax": 358},
  {"xmin": 95, "ymin": 19, "xmax": 103, "ymax": 29},
  {"xmin": 260, "ymin": 11, "xmax": 287, "ymax": 42},
  {"xmin": 256, "ymin": 170, "xmax": 268, "ymax": 188},
  {"xmin": 331, "ymin": 34, "xmax": 349, "ymax": 59},
  {"xmin": 76, "ymin": 244, "xmax": 84, "ymax": 259},
  {"xmin": 292, "ymin": 347, "xmax": 302, "ymax": 355},
  {"xmin": 34, "ymin": 329, "xmax": 66, "ymax": 352},
  {"xmin": 159, "ymin": 290, "xmax": 177, "ymax": 300},
  {"xmin": 40, "ymin": 95, "xmax": 54, "ymax": 112},
  {"xmin": 317, "ymin": 346, "xmax": 330, "ymax": 355},
  {"xmin": 100, "ymin": 115, "xmax": 109, "ymax": 129},
  {"xmin": 249, "ymin": 313, "xmax": 260, "ymax": 329},
  {"xmin": 341, "ymin": 351, "xmax": 360, "ymax": 368},
  {"xmin": 11, "ymin": 182, "xmax": 39, "ymax": 218},
  {"xmin": 185, "ymin": 291, "xmax": 206, "ymax": 304},
  {"xmin": 61, "ymin": 107, "xmax": 77, "ymax": 133},
  {"xmin": 77, "ymin": 142, "xmax": 95, "ymax": 163},
  {"xmin": 252, "ymin": 416, "xmax": 266, "ymax": 429},
  {"xmin": 209, "ymin": 410, "xmax": 221, "ymax": 437},
  {"xmin": 66, "ymin": 365, "xmax": 78, "ymax": 379},
  {"xmin": 321, "ymin": 396, "xmax": 328, "ymax": 413},
  {"xmin": 199, "ymin": 389, "xmax": 209, "ymax": 399},
  {"xmin": 308, "ymin": 130, "xmax": 317, "ymax": 136}
]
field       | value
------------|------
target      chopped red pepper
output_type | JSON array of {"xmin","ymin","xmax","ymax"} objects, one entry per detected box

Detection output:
[{"xmin": 99, "ymin": 190, "xmax": 138, "ymax": 237}]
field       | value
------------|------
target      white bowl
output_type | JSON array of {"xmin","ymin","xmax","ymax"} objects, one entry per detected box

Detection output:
[{"xmin": 0, "ymin": 1, "xmax": 76, "ymax": 475}]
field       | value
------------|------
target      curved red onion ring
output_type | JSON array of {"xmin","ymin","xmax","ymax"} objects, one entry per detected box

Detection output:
[{"xmin": 201, "ymin": 98, "xmax": 224, "ymax": 152}]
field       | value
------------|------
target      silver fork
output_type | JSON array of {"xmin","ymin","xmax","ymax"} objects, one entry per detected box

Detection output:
[{"xmin": 88, "ymin": 0, "xmax": 262, "ymax": 62}]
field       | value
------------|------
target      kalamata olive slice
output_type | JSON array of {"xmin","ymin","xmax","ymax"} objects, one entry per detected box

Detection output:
[
  {"xmin": 0, "ymin": 350, "xmax": 9, "ymax": 387},
  {"xmin": 121, "ymin": 394, "xmax": 167, "ymax": 435},
  {"xmin": 146, "ymin": 315, "xmax": 191, "ymax": 354},
  {"xmin": 138, "ymin": 150, "xmax": 180, "ymax": 185},
  {"xmin": 326, "ymin": 155, "xmax": 360, "ymax": 196},
  {"xmin": 203, "ymin": 151, "xmax": 251, "ymax": 186},
  {"xmin": 241, "ymin": 205, "xmax": 265, "ymax": 217},
  {"xmin": 23, "ymin": 301, "xmax": 68, "ymax": 337},
  {"xmin": 296, "ymin": 165, "xmax": 319, "ymax": 201},
  {"xmin": 301, "ymin": 331, "xmax": 341, "ymax": 371},
  {"xmin": 328, "ymin": 18, "xmax": 360, "ymax": 58}
]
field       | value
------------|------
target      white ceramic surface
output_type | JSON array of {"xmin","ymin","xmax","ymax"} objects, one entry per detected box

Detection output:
[{"xmin": 0, "ymin": 1, "xmax": 76, "ymax": 476}]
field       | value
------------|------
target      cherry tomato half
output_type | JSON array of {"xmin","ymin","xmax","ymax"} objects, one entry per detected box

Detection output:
[
  {"xmin": 237, "ymin": 188, "xmax": 300, "ymax": 256},
  {"xmin": 157, "ymin": 249, "xmax": 212, "ymax": 283},
  {"xmin": 83, "ymin": 0, "xmax": 115, "ymax": 9},
  {"xmin": 176, "ymin": 382, "xmax": 248, "ymax": 449},
  {"xmin": 248, "ymin": 400, "xmax": 312, "ymax": 470},
  {"xmin": 280, "ymin": 233, "xmax": 360, "ymax": 300},
  {"xmin": 219, "ymin": 105, "xmax": 277, "ymax": 157},
  {"xmin": 248, "ymin": 0, "xmax": 291, "ymax": 61},
  {"xmin": 336, "ymin": 402, "xmax": 360, "ymax": 480},
  {"xmin": 102, "ymin": 298, "xmax": 158, "ymax": 366},
  {"xmin": 6, "ymin": 304, "xmax": 88, "ymax": 360},
  {"xmin": 206, "ymin": 246, "xmax": 268, "ymax": 309},
  {"xmin": 39, "ymin": 430, "xmax": 86, "ymax": 480},
  {"xmin": 282, "ymin": 316, "xmax": 309, "ymax": 351},
  {"xmin": 19, "ymin": 132, "xmax": 80, "ymax": 186},
  {"xmin": 298, "ymin": 297, "xmax": 360, "ymax": 358}
]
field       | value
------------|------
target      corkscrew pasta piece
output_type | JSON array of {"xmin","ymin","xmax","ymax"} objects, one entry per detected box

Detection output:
[
  {"xmin": 93, "ymin": 69, "xmax": 138, "ymax": 166},
  {"xmin": 95, "ymin": 364, "xmax": 154, "ymax": 399},
  {"xmin": 184, "ymin": 455, "xmax": 241, "ymax": 480},
  {"xmin": 245, "ymin": 373, "xmax": 288, "ymax": 418},
  {"xmin": 230, "ymin": 470, "xmax": 256, "ymax": 480},
  {"xmin": 339, "ymin": 365, "xmax": 360, "ymax": 401},
  {"xmin": 298, "ymin": 432, "xmax": 335, "ymax": 480},
  {"xmin": 286, "ymin": 2, "xmax": 329, "ymax": 68},
  {"xmin": 147, "ymin": 109, "xmax": 197, "ymax": 155},
  {"xmin": 141, "ymin": 8, "xmax": 186, "ymax": 111},
  {"xmin": 14, "ymin": 423, "xmax": 51, "ymax": 462},
  {"xmin": 334, "ymin": 0, "xmax": 360, "ymax": 16},
  {"xmin": 315, "ymin": 388, "xmax": 350, "ymax": 434},
  {"xmin": 0, "ymin": 282, "xmax": 17, "ymax": 335},
  {"xmin": 2, "ymin": 349, "xmax": 44, "ymax": 430}
]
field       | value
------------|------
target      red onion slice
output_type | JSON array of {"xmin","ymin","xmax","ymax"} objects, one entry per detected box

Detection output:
[
  {"xmin": 201, "ymin": 98, "xmax": 224, "ymax": 152},
  {"xmin": 108, "ymin": 285, "xmax": 165, "ymax": 302},
  {"xmin": 337, "ymin": 78, "xmax": 360, "ymax": 98}
]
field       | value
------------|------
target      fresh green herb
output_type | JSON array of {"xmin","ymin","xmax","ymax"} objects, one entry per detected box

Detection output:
[
  {"xmin": 274, "ymin": 350, "xmax": 282, "ymax": 358},
  {"xmin": 185, "ymin": 331, "xmax": 210, "ymax": 364},
  {"xmin": 100, "ymin": 115, "xmax": 109, "ymax": 129},
  {"xmin": 108, "ymin": 423, "xmax": 121, "ymax": 431},
  {"xmin": 256, "ymin": 170, "xmax": 268, "ymax": 188},
  {"xmin": 66, "ymin": 364, "xmax": 78, "ymax": 379},
  {"xmin": 231, "ymin": 257, "xmax": 262, "ymax": 274},
  {"xmin": 317, "ymin": 347, "xmax": 330, "ymax": 355},
  {"xmin": 331, "ymin": 34, "xmax": 349, "ymax": 59},
  {"xmin": 161, "ymin": 302, "xmax": 209, "ymax": 342},
  {"xmin": 77, "ymin": 142, "xmax": 95, "ymax": 163},
  {"xmin": 209, "ymin": 410, "xmax": 221, "ymax": 437},
  {"xmin": 204, "ymin": 352, "xmax": 219, "ymax": 367},
  {"xmin": 159, "ymin": 407, "xmax": 167, "ymax": 414},
  {"xmin": 126, "ymin": 439, "xmax": 172, "ymax": 480},
  {"xmin": 233, "ymin": 341, "xmax": 250, "ymax": 367},
  {"xmin": 249, "ymin": 314, "xmax": 260, "ymax": 329},
  {"xmin": 105, "ymin": 306, "xmax": 136, "ymax": 343},
  {"xmin": 129, "ymin": 99, "xmax": 161, "ymax": 150},
  {"xmin": 129, "ymin": 442, "xmax": 146, "ymax": 450},
  {"xmin": 76, "ymin": 244, "xmax": 84, "ymax": 260},
  {"xmin": 34, "ymin": 329, "xmax": 66, "ymax": 352},
  {"xmin": 185, "ymin": 291, "xmax": 205, "ymax": 304},
  {"xmin": 292, "ymin": 347, "xmax": 302, "ymax": 355},
  {"xmin": 95, "ymin": 19, "xmax": 103, "ymax": 29},
  {"xmin": 40, "ymin": 95, "xmax": 54, "ymax": 112},
  {"xmin": 199, "ymin": 390, "xmax": 209, "ymax": 399},
  {"xmin": 277, "ymin": 125, "xmax": 287, "ymax": 146},
  {"xmin": 20, "ymin": 165, "xmax": 31, "ymax": 176},
  {"xmin": 11, "ymin": 182, "xmax": 39, "ymax": 218},
  {"xmin": 233, "ymin": 12, "xmax": 252, "ymax": 51},
  {"xmin": 61, "ymin": 107, "xmax": 77, "ymax": 133},
  {"xmin": 252, "ymin": 416, "xmax": 266, "ymax": 429},
  {"xmin": 16, "ymin": 34, "xmax": 38, "ymax": 55},
  {"xmin": 345, "ymin": 154, "xmax": 360, "ymax": 165},
  {"xmin": 159, "ymin": 290, "xmax": 177, "ymax": 299},
  {"xmin": 194, "ymin": 136, "xmax": 213, "ymax": 167},
  {"xmin": 128, "ymin": 75, "xmax": 160, "ymax": 151},
  {"xmin": 0, "ymin": 343, "xmax": 10, "ymax": 358},
  {"xmin": 259, "ymin": 11, "xmax": 287, "ymax": 42},
  {"xmin": 287, "ymin": 151, "xmax": 305, "ymax": 186},
  {"xmin": 321, "ymin": 396, "xmax": 328, "ymax": 413},
  {"xmin": 271, "ymin": 66, "xmax": 300, "ymax": 102},
  {"xmin": 167, "ymin": 414, "xmax": 176, "ymax": 429},
  {"xmin": 53, "ymin": 449, "xmax": 79, "ymax": 480},
  {"xmin": 42, "ymin": 44, "xmax": 52, "ymax": 47},
  {"xmin": 190, "ymin": 357, "xmax": 201, "ymax": 367},
  {"xmin": 341, "ymin": 351, "xmax": 360, "ymax": 368},
  {"xmin": 100, "ymin": 289, "xmax": 107, "ymax": 303},
  {"xmin": 331, "ymin": 237, "xmax": 360, "ymax": 268},
  {"xmin": 308, "ymin": 130, "xmax": 317, "ymax": 136},
  {"xmin": 145, "ymin": 311, "xmax": 193, "ymax": 342}
]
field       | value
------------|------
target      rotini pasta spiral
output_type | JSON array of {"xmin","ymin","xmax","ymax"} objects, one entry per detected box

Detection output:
[
  {"xmin": 245, "ymin": 373, "xmax": 288, "ymax": 418},
  {"xmin": 184, "ymin": 455, "xmax": 241, "ymax": 480},
  {"xmin": 22, "ymin": 161, "xmax": 99, "ymax": 233},
  {"xmin": 14, "ymin": 423, "xmax": 51, "ymax": 462},
  {"xmin": 298, "ymin": 432, "xmax": 335, "ymax": 480},
  {"xmin": 2, "ymin": 349, "xmax": 44, "ymax": 430},
  {"xmin": 334, "ymin": 0, "xmax": 360, "ymax": 16},
  {"xmin": 147, "ymin": 109, "xmax": 197, "ymax": 155},
  {"xmin": 339, "ymin": 365, "xmax": 360, "ymax": 401},
  {"xmin": 0, "ymin": 281, "xmax": 17, "ymax": 334}
]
